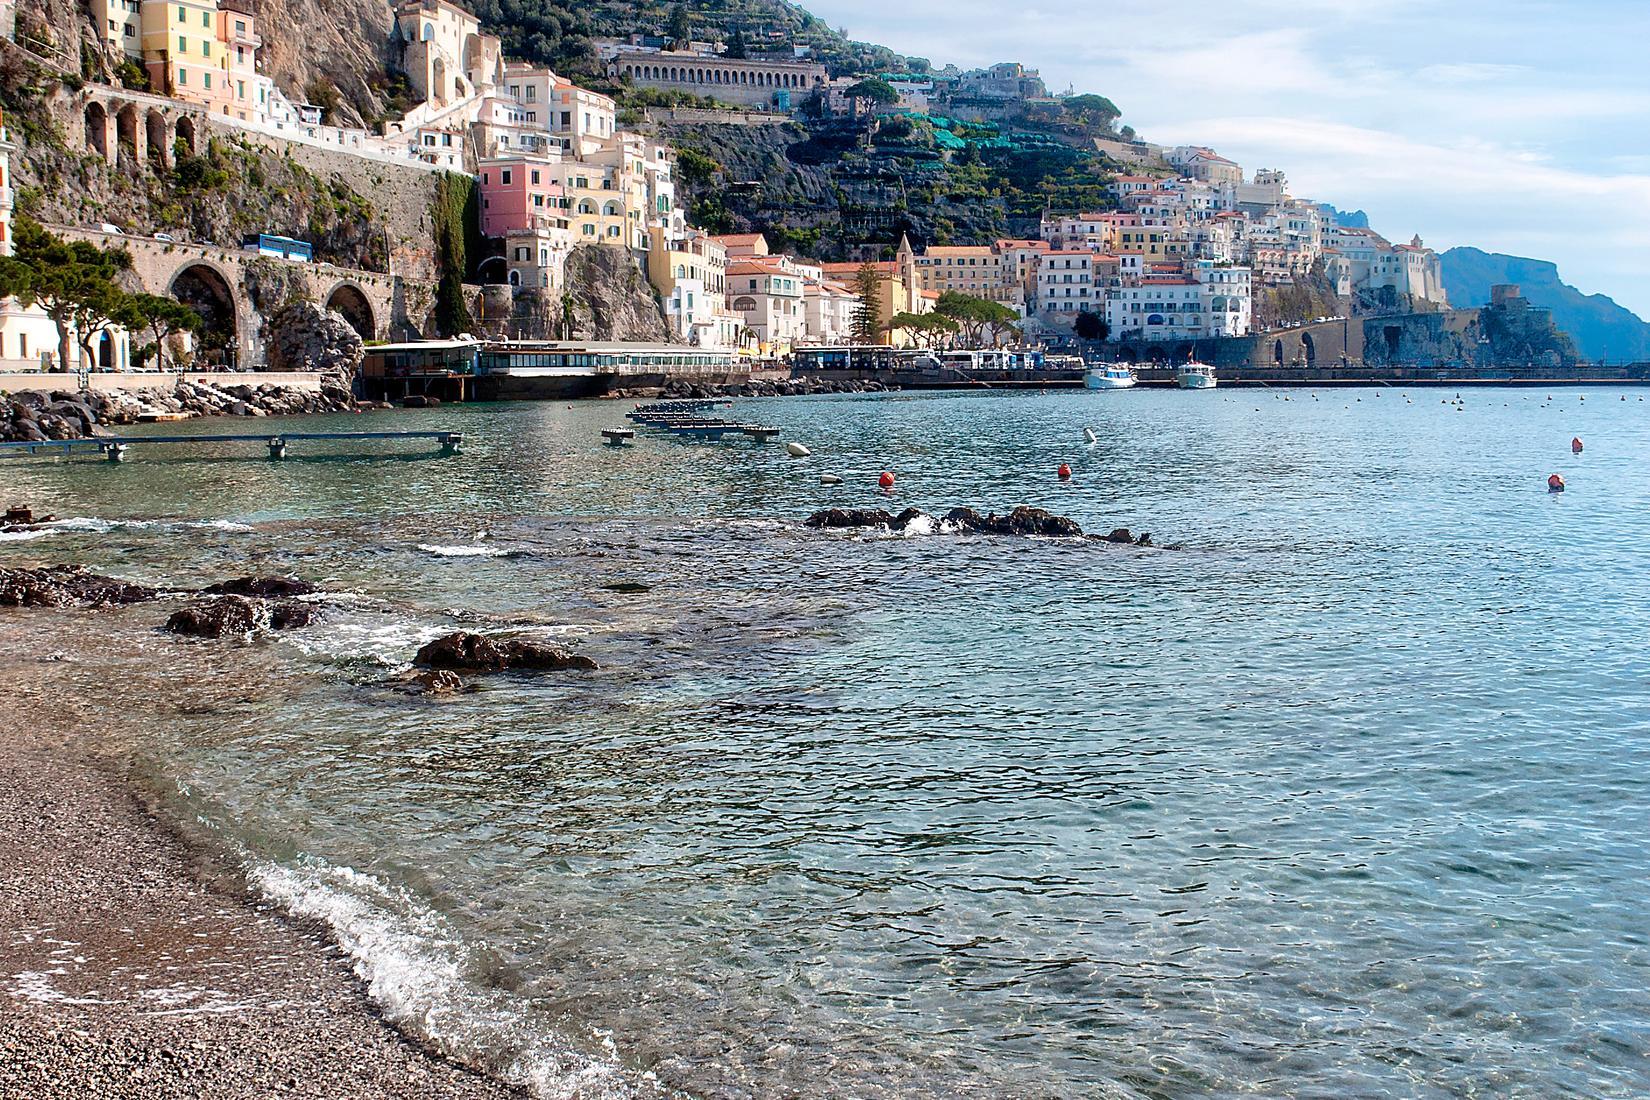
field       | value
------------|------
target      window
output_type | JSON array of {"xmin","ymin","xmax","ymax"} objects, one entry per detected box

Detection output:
[
  {"xmin": 530, "ymin": 170, "xmax": 540, "ymax": 184},
  {"xmin": 178, "ymin": 34, "xmax": 187, "ymax": 52},
  {"xmin": 501, "ymin": 169, "xmax": 512, "ymax": 185},
  {"xmin": 203, "ymin": 72, "xmax": 211, "ymax": 88},
  {"xmin": 202, "ymin": 9, "xmax": 210, "ymax": 26}
]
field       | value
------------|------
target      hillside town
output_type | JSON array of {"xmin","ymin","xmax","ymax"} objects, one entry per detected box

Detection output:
[{"xmin": 4, "ymin": 0, "xmax": 1455, "ymax": 371}]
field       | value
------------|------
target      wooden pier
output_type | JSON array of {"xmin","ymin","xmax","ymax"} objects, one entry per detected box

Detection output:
[{"xmin": 0, "ymin": 430, "xmax": 464, "ymax": 462}]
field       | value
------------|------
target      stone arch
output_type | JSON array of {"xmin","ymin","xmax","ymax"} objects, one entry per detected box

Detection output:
[
  {"xmin": 1174, "ymin": 343, "xmax": 1195, "ymax": 363},
  {"xmin": 325, "ymin": 282, "xmax": 375, "ymax": 340},
  {"xmin": 175, "ymin": 115, "xmax": 199, "ymax": 157},
  {"xmin": 1301, "ymin": 331, "xmax": 1316, "ymax": 366},
  {"xmin": 476, "ymin": 256, "xmax": 508, "ymax": 284},
  {"xmin": 84, "ymin": 100, "xmax": 109, "ymax": 159},
  {"xmin": 1117, "ymin": 346, "xmax": 1138, "ymax": 364},
  {"xmin": 601, "ymin": 200, "xmax": 621, "ymax": 216},
  {"xmin": 145, "ymin": 108, "xmax": 169, "ymax": 168},
  {"xmin": 1383, "ymin": 325, "xmax": 1402, "ymax": 358},
  {"xmin": 168, "ymin": 262, "xmax": 239, "ymax": 363},
  {"xmin": 1146, "ymin": 346, "xmax": 1168, "ymax": 364},
  {"xmin": 116, "ymin": 103, "xmax": 140, "ymax": 167}
]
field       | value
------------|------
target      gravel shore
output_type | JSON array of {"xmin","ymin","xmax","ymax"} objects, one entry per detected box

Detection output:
[{"xmin": 0, "ymin": 656, "xmax": 521, "ymax": 1100}]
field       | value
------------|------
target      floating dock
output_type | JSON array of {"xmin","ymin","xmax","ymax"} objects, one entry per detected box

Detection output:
[
  {"xmin": 0, "ymin": 430, "xmax": 464, "ymax": 462},
  {"xmin": 624, "ymin": 402, "xmax": 780, "ymax": 442}
]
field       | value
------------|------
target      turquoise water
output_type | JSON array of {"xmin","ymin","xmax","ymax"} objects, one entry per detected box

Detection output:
[{"xmin": 3, "ymin": 389, "xmax": 1649, "ymax": 1097}]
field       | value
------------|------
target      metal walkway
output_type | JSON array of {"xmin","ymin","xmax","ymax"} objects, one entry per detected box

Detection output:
[{"xmin": 0, "ymin": 430, "xmax": 464, "ymax": 461}]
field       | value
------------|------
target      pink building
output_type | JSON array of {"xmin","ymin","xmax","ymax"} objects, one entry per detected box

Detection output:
[{"xmin": 477, "ymin": 156, "xmax": 567, "ymax": 238}]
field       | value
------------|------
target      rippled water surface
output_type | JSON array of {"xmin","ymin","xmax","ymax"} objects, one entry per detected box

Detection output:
[{"xmin": 4, "ymin": 389, "xmax": 1649, "ymax": 1098}]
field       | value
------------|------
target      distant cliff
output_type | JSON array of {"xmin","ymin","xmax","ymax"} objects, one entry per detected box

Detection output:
[{"xmin": 1440, "ymin": 248, "xmax": 1650, "ymax": 364}]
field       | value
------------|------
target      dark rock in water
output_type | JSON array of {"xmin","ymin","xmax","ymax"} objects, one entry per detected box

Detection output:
[
  {"xmin": 0, "ymin": 566, "xmax": 158, "ymax": 608},
  {"xmin": 270, "ymin": 602, "xmax": 317, "ymax": 630},
  {"xmin": 2, "ymin": 506, "xmax": 55, "ymax": 528},
  {"xmin": 203, "ymin": 576, "xmax": 318, "ymax": 598},
  {"xmin": 165, "ymin": 595, "xmax": 316, "ymax": 636},
  {"xmin": 892, "ymin": 508, "xmax": 927, "ymax": 529},
  {"xmin": 601, "ymin": 582, "xmax": 652, "ymax": 593},
  {"xmin": 1102, "ymin": 528, "xmax": 1135, "ymax": 544},
  {"xmin": 391, "ymin": 669, "xmax": 466, "ymax": 696},
  {"xmin": 804, "ymin": 508, "xmax": 897, "ymax": 530},
  {"xmin": 165, "ymin": 596, "xmax": 261, "ymax": 637},
  {"xmin": 943, "ymin": 506, "xmax": 1084, "ymax": 537},
  {"xmin": 414, "ymin": 631, "xmax": 598, "ymax": 673},
  {"xmin": 1135, "ymin": 533, "xmax": 1153, "ymax": 547},
  {"xmin": 401, "ymin": 395, "xmax": 429, "ymax": 409}
]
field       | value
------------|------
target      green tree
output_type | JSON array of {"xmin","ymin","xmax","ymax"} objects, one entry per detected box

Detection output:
[
  {"xmin": 2, "ymin": 219, "xmax": 135, "ymax": 373},
  {"xmin": 432, "ymin": 173, "xmax": 479, "ymax": 336},
  {"xmin": 845, "ymin": 78, "xmax": 899, "ymax": 106},
  {"xmin": 850, "ymin": 263, "xmax": 884, "ymax": 345},
  {"xmin": 1074, "ymin": 310, "xmax": 1109, "ymax": 343},
  {"xmin": 124, "ymin": 293, "xmax": 204, "ymax": 372},
  {"xmin": 668, "ymin": 3, "xmax": 691, "ymax": 48},
  {"xmin": 884, "ymin": 311, "xmax": 957, "ymax": 348},
  {"xmin": 935, "ymin": 291, "xmax": 1019, "ymax": 346},
  {"xmin": 725, "ymin": 27, "xmax": 747, "ymax": 60}
]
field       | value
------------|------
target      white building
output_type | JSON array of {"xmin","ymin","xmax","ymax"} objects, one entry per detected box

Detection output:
[
  {"xmin": 1037, "ymin": 251, "xmax": 1098, "ymax": 319},
  {"xmin": 1105, "ymin": 263, "xmax": 1251, "ymax": 342}
]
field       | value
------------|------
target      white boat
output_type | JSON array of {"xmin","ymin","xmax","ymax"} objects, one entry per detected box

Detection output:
[
  {"xmin": 1084, "ymin": 365, "xmax": 1138, "ymax": 390},
  {"xmin": 1176, "ymin": 360, "xmax": 1218, "ymax": 390}
]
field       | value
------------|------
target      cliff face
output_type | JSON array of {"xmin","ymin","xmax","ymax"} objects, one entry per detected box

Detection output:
[
  {"xmin": 249, "ymin": 0, "xmax": 401, "ymax": 128},
  {"xmin": 1440, "ymin": 247, "xmax": 1650, "ymax": 364},
  {"xmin": 562, "ymin": 246, "xmax": 671, "ymax": 342}
]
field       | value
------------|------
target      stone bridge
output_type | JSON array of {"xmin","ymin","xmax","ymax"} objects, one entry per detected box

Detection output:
[
  {"xmin": 51, "ymin": 223, "xmax": 404, "ymax": 368},
  {"xmin": 79, "ymin": 86, "xmax": 210, "ymax": 174}
]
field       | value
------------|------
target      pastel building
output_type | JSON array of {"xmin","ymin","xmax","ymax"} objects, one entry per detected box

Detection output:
[
  {"xmin": 478, "ymin": 155, "xmax": 569, "ymax": 238},
  {"xmin": 647, "ymin": 227, "xmax": 736, "ymax": 348},
  {"xmin": 141, "ymin": 0, "xmax": 229, "ymax": 108},
  {"xmin": 726, "ymin": 257, "xmax": 806, "ymax": 354},
  {"xmin": 396, "ymin": 0, "xmax": 502, "ymax": 108}
]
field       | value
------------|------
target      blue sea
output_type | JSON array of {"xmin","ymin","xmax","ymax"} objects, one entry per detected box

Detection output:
[{"xmin": 3, "ymin": 387, "xmax": 1648, "ymax": 1097}]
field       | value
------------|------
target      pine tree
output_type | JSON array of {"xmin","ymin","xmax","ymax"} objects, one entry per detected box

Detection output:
[{"xmin": 851, "ymin": 263, "xmax": 884, "ymax": 345}]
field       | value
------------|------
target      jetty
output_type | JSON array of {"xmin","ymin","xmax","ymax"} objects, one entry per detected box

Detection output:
[
  {"xmin": 0, "ymin": 430, "xmax": 464, "ymax": 462},
  {"xmin": 624, "ymin": 401, "xmax": 781, "ymax": 442}
]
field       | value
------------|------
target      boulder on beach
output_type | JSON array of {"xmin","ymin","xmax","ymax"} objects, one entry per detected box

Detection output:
[
  {"xmin": 0, "ymin": 566, "xmax": 158, "ymax": 608},
  {"xmin": 164, "ymin": 595, "xmax": 316, "ymax": 637},
  {"xmin": 413, "ymin": 631, "xmax": 598, "ymax": 673},
  {"xmin": 202, "ymin": 576, "xmax": 318, "ymax": 598}
]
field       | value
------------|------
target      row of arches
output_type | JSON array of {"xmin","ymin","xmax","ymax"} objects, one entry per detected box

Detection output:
[
  {"xmin": 623, "ymin": 63, "xmax": 819, "ymax": 90},
  {"xmin": 85, "ymin": 100, "xmax": 199, "ymax": 169},
  {"xmin": 164, "ymin": 263, "xmax": 377, "ymax": 366}
]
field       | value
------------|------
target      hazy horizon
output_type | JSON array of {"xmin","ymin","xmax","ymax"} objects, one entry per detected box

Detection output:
[{"xmin": 805, "ymin": 0, "xmax": 1650, "ymax": 317}]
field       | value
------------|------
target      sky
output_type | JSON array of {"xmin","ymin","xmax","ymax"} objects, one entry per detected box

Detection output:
[{"xmin": 802, "ymin": 0, "xmax": 1650, "ymax": 316}]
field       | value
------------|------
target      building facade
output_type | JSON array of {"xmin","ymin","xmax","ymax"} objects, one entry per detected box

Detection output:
[{"xmin": 602, "ymin": 43, "xmax": 827, "ymax": 110}]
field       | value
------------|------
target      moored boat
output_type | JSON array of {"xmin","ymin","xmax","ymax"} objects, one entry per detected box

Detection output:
[
  {"xmin": 1084, "ymin": 365, "xmax": 1138, "ymax": 390},
  {"xmin": 1176, "ymin": 360, "xmax": 1218, "ymax": 390}
]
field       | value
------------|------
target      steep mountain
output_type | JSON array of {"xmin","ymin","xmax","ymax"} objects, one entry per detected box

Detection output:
[{"xmin": 1440, "ymin": 248, "xmax": 1650, "ymax": 364}]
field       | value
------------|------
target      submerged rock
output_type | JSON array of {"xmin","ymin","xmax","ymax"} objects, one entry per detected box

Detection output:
[
  {"xmin": 804, "ymin": 508, "xmax": 899, "ymax": 530},
  {"xmin": 2, "ymin": 506, "xmax": 56, "ymax": 528},
  {"xmin": 413, "ymin": 631, "xmax": 597, "ymax": 673},
  {"xmin": 164, "ymin": 595, "xmax": 316, "ymax": 637},
  {"xmin": 0, "ymin": 566, "xmax": 158, "ymax": 608},
  {"xmin": 202, "ymin": 576, "xmax": 318, "ymax": 598},
  {"xmin": 390, "ymin": 669, "xmax": 467, "ymax": 696},
  {"xmin": 804, "ymin": 506, "xmax": 1087, "ymax": 538}
]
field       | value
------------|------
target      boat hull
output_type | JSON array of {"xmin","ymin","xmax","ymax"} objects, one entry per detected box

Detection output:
[{"xmin": 1084, "ymin": 371, "xmax": 1138, "ymax": 390}]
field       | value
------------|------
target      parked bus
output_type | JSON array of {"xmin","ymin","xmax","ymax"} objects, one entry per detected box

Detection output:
[{"xmin": 247, "ymin": 234, "xmax": 314, "ymax": 262}]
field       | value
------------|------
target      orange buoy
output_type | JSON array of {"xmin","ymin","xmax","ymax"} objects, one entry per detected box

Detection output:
[
  {"xmin": 878, "ymin": 471, "xmax": 896, "ymax": 490},
  {"xmin": 1548, "ymin": 473, "xmax": 1565, "ymax": 493},
  {"xmin": 1057, "ymin": 463, "xmax": 1072, "ymax": 481},
  {"xmin": 1571, "ymin": 437, "xmax": 1583, "ymax": 454}
]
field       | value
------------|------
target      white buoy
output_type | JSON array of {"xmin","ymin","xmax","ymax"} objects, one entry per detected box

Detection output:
[
  {"xmin": 1083, "ymin": 427, "xmax": 1097, "ymax": 444},
  {"xmin": 786, "ymin": 442, "xmax": 811, "ymax": 458},
  {"xmin": 819, "ymin": 473, "xmax": 842, "ymax": 486}
]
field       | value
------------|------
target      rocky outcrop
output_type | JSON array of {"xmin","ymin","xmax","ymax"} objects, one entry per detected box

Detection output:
[
  {"xmin": 559, "ymin": 247, "xmax": 672, "ymax": 343},
  {"xmin": 1, "ymin": 392, "xmax": 103, "ymax": 443},
  {"xmin": 413, "ymin": 632, "xmax": 598, "ymax": 673},
  {"xmin": 202, "ymin": 576, "xmax": 319, "ymax": 599},
  {"xmin": 264, "ymin": 302, "xmax": 367, "ymax": 375},
  {"xmin": 0, "ymin": 567, "xmax": 158, "ymax": 608},
  {"xmin": 803, "ymin": 506, "xmax": 1156, "ymax": 543},
  {"xmin": 163, "ymin": 595, "xmax": 315, "ymax": 637},
  {"xmin": 3, "ymin": 381, "xmax": 363, "ymax": 442},
  {"xmin": 389, "ymin": 669, "xmax": 467, "ymax": 696}
]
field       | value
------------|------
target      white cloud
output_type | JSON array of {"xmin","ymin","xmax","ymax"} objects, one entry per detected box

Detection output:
[{"xmin": 804, "ymin": 0, "xmax": 1650, "ymax": 315}]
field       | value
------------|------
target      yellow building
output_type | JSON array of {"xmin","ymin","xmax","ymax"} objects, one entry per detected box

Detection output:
[{"xmin": 142, "ymin": 0, "xmax": 229, "ymax": 110}]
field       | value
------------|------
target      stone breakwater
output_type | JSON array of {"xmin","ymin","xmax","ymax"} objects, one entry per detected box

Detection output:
[
  {"xmin": 1, "ymin": 378, "xmax": 365, "ymax": 443},
  {"xmin": 804, "ymin": 506, "xmax": 1166, "ymax": 546},
  {"xmin": 659, "ymin": 376, "xmax": 887, "ymax": 400}
]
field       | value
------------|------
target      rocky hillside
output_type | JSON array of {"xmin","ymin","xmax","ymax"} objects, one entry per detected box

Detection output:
[{"xmin": 1440, "ymin": 248, "xmax": 1650, "ymax": 364}]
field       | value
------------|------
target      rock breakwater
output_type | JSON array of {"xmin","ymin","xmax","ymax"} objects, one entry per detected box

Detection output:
[{"xmin": 2, "ymin": 379, "xmax": 365, "ymax": 443}]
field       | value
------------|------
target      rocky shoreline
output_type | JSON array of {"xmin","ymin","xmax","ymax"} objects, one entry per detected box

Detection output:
[
  {"xmin": 2, "ymin": 378, "xmax": 368, "ymax": 443},
  {"xmin": 658, "ymin": 375, "xmax": 888, "ymax": 400}
]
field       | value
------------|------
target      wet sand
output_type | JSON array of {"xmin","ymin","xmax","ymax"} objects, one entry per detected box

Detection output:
[{"xmin": 0, "ymin": 649, "xmax": 521, "ymax": 1100}]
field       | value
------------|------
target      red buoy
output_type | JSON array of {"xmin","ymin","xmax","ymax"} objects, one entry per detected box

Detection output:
[
  {"xmin": 1548, "ymin": 473, "xmax": 1565, "ymax": 493},
  {"xmin": 1057, "ymin": 463, "xmax": 1072, "ymax": 481},
  {"xmin": 1571, "ymin": 437, "xmax": 1583, "ymax": 454},
  {"xmin": 878, "ymin": 471, "xmax": 896, "ymax": 490}
]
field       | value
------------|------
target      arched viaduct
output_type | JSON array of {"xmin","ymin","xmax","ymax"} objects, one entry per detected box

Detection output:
[{"xmin": 53, "ymin": 224, "xmax": 402, "ymax": 368}]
